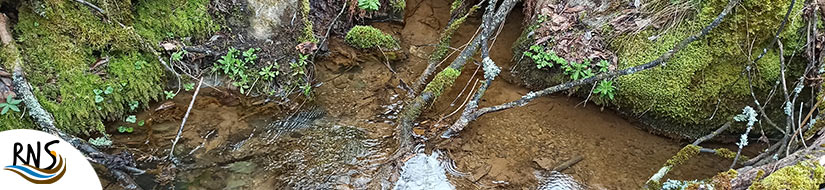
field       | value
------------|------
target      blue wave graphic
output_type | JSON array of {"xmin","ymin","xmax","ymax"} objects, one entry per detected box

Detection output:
[{"xmin": 4, "ymin": 165, "xmax": 56, "ymax": 179}]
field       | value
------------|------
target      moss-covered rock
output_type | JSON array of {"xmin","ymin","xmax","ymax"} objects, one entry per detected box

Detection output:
[
  {"xmin": 610, "ymin": 0, "xmax": 804, "ymax": 138},
  {"xmin": 0, "ymin": 0, "xmax": 218, "ymax": 134},
  {"xmin": 749, "ymin": 161, "xmax": 825, "ymax": 190},
  {"xmin": 345, "ymin": 25, "xmax": 399, "ymax": 49}
]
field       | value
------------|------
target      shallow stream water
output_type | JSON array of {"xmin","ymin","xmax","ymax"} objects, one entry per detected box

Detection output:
[{"xmin": 102, "ymin": 0, "xmax": 760, "ymax": 189}]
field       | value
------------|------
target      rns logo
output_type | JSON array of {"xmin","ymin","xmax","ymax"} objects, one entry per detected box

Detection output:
[
  {"xmin": 0, "ymin": 129, "xmax": 101, "ymax": 189},
  {"xmin": 5, "ymin": 140, "xmax": 67, "ymax": 184}
]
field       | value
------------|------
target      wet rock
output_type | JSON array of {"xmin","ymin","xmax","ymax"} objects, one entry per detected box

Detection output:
[
  {"xmin": 247, "ymin": 0, "xmax": 299, "ymax": 39},
  {"xmin": 471, "ymin": 164, "xmax": 491, "ymax": 182},
  {"xmin": 227, "ymin": 161, "xmax": 257, "ymax": 174}
]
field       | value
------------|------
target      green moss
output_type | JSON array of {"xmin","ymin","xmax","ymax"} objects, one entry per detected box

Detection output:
[
  {"xmin": 449, "ymin": 0, "xmax": 462, "ymax": 14},
  {"xmin": 613, "ymin": 0, "xmax": 803, "ymax": 137},
  {"xmin": 667, "ymin": 145, "xmax": 701, "ymax": 166},
  {"xmin": 749, "ymin": 161, "xmax": 825, "ymax": 190},
  {"xmin": 134, "ymin": 0, "xmax": 219, "ymax": 44},
  {"xmin": 299, "ymin": 0, "xmax": 317, "ymax": 43},
  {"xmin": 714, "ymin": 148, "xmax": 737, "ymax": 159},
  {"xmin": 423, "ymin": 67, "xmax": 461, "ymax": 98},
  {"xmin": 711, "ymin": 169, "xmax": 738, "ymax": 189},
  {"xmin": 432, "ymin": 5, "xmax": 479, "ymax": 62},
  {"xmin": 1, "ymin": 0, "xmax": 214, "ymax": 134},
  {"xmin": 345, "ymin": 25, "xmax": 399, "ymax": 49}
]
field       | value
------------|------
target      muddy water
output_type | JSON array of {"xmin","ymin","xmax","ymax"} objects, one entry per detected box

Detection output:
[{"xmin": 102, "ymin": 0, "xmax": 756, "ymax": 189}]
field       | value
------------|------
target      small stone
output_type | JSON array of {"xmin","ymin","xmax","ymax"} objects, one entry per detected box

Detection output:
[
  {"xmin": 533, "ymin": 157, "xmax": 555, "ymax": 171},
  {"xmin": 471, "ymin": 164, "xmax": 491, "ymax": 182},
  {"xmin": 227, "ymin": 161, "xmax": 257, "ymax": 174}
]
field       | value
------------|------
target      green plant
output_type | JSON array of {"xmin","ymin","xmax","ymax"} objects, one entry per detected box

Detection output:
[
  {"xmin": 165, "ymin": 91, "xmax": 176, "ymax": 99},
  {"xmin": 597, "ymin": 60, "xmax": 610, "ymax": 73},
  {"xmin": 0, "ymin": 95, "xmax": 22, "ymax": 115},
  {"xmin": 523, "ymin": 45, "xmax": 564, "ymax": 69},
  {"xmin": 138, "ymin": 120, "xmax": 145, "ymax": 126},
  {"xmin": 300, "ymin": 83, "xmax": 312, "ymax": 97},
  {"xmin": 258, "ymin": 64, "xmax": 279, "ymax": 81},
  {"xmin": 358, "ymin": 0, "xmax": 380, "ymax": 11},
  {"xmin": 125, "ymin": 115, "xmax": 137, "ymax": 123},
  {"xmin": 184, "ymin": 83, "xmax": 195, "ymax": 91},
  {"xmin": 213, "ymin": 47, "xmax": 260, "ymax": 93},
  {"xmin": 117, "ymin": 126, "xmax": 134, "ymax": 133},
  {"xmin": 89, "ymin": 136, "xmax": 112, "ymax": 147},
  {"xmin": 594, "ymin": 80, "xmax": 616, "ymax": 100},
  {"xmin": 93, "ymin": 89, "xmax": 105, "ymax": 103},
  {"xmin": 345, "ymin": 25, "xmax": 399, "ymax": 49},
  {"xmin": 171, "ymin": 49, "xmax": 187, "ymax": 62},
  {"xmin": 563, "ymin": 60, "xmax": 594, "ymax": 80},
  {"xmin": 291, "ymin": 55, "xmax": 309, "ymax": 77},
  {"xmin": 128, "ymin": 101, "xmax": 139, "ymax": 111}
]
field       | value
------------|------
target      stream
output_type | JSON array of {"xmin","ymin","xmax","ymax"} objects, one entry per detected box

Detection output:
[{"xmin": 102, "ymin": 0, "xmax": 759, "ymax": 189}]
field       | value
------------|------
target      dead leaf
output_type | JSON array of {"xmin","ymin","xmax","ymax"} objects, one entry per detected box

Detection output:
[{"xmin": 160, "ymin": 42, "xmax": 179, "ymax": 51}]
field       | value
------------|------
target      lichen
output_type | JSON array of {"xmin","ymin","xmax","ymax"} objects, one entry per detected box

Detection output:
[
  {"xmin": 613, "ymin": 0, "xmax": 804, "ymax": 137},
  {"xmin": 422, "ymin": 67, "xmax": 461, "ymax": 99},
  {"xmin": 749, "ymin": 161, "xmax": 825, "ymax": 190},
  {"xmin": 667, "ymin": 145, "xmax": 701, "ymax": 166},
  {"xmin": 345, "ymin": 25, "xmax": 399, "ymax": 49},
  {"xmin": 0, "ymin": 0, "xmax": 217, "ymax": 134}
]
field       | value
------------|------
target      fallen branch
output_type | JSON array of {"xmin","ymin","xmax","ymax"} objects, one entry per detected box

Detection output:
[
  {"xmin": 411, "ymin": 0, "xmax": 485, "ymax": 94},
  {"xmin": 643, "ymin": 121, "xmax": 734, "ymax": 188},
  {"xmin": 731, "ymin": 128, "xmax": 825, "ymax": 189},
  {"xmin": 442, "ymin": 0, "xmax": 740, "ymax": 137},
  {"xmin": 552, "ymin": 155, "xmax": 583, "ymax": 172},
  {"xmin": 394, "ymin": 0, "xmax": 517, "ymax": 156},
  {"xmin": 0, "ymin": 14, "xmax": 143, "ymax": 190},
  {"xmin": 169, "ymin": 78, "xmax": 203, "ymax": 160}
]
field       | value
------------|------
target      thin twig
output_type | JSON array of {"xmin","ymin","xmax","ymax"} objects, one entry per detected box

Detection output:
[{"xmin": 169, "ymin": 78, "xmax": 203, "ymax": 160}]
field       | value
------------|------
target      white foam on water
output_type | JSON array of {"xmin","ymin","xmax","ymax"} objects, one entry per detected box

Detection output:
[{"xmin": 394, "ymin": 151, "xmax": 455, "ymax": 190}]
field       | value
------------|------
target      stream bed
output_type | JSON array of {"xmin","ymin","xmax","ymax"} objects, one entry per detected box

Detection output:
[{"xmin": 101, "ymin": 0, "xmax": 760, "ymax": 189}]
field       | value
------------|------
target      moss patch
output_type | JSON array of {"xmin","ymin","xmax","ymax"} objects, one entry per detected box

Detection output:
[
  {"xmin": 711, "ymin": 169, "xmax": 738, "ymax": 190},
  {"xmin": 613, "ymin": 0, "xmax": 804, "ymax": 137},
  {"xmin": 299, "ymin": 0, "xmax": 317, "ymax": 43},
  {"xmin": 667, "ymin": 144, "xmax": 701, "ymax": 166},
  {"xmin": 423, "ymin": 67, "xmax": 461, "ymax": 99},
  {"xmin": 345, "ymin": 25, "xmax": 399, "ymax": 49},
  {"xmin": 0, "ymin": 0, "xmax": 217, "ymax": 134},
  {"xmin": 749, "ymin": 161, "xmax": 825, "ymax": 190},
  {"xmin": 134, "ymin": 0, "xmax": 220, "ymax": 44}
]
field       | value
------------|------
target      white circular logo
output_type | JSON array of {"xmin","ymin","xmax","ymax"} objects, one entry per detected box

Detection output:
[{"xmin": 0, "ymin": 129, "xmax": 101, "ymax": 189}]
